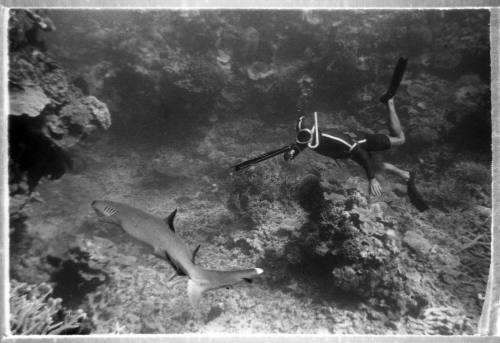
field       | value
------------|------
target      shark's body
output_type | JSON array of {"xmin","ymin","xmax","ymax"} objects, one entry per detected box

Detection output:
[{"xmin": 92, "ymin": 200, "xmax": 263, "ymax": 305}]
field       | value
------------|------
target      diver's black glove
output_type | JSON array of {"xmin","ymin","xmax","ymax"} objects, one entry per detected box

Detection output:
[{"xmin": 284, "ymin": 147, "xmax": 298, "ymax": 161}]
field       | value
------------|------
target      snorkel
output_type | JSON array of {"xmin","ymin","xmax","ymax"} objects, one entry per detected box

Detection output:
[{"xmin": 309, "ymin": 112, "xmax": 319, "ymax": 148}]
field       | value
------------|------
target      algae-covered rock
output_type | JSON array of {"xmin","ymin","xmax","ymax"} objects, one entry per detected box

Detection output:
[
  {"xmin": 403, "ymin": 231, "xmax": 432, "ymax": 257},
  {"xmin": 46, "ymin": 96, "xmax": 111, "ymax": 148},
  {"xmin": 9, "ymin": 84, "xmax": 50, "ymax": 117}
]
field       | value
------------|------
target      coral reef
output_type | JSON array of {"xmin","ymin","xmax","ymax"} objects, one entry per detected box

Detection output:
[
  {"xmin": 283, "ymin": 182, "xmax": 428, "ymax": 318},
  {"xmin": 9, "ymin": 9, "xmax": 491, "ymax": 335},
  {"xmin": 8, "ymin": 9, "xmax": 111, "ymax": 185},
  {"xmin": 10, "ymin": 279, "xmax": 89, "ymax": 335},
  {"xmin": 8, "ymin": 10, "xmax": 111, "ymax": 251},
  {"xmin": 45, "ymin": 95, "xmax": 111, "ymax": 148},
  {"xmin": 295, "ymin": 174, "xmax": 326, "ymax": 217}
]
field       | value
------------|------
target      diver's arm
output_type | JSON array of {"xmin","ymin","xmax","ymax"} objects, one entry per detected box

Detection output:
[
  {"xmin": 287, "ymin": 116, "xmax": 308, "ymax": 161},
  {"xmin": 349, "ymin": 145, "xmax": 374, "ymax": 179},
  {"xmin": 349, "ymin": 145, "xmax": 382, "ymax": 196}
]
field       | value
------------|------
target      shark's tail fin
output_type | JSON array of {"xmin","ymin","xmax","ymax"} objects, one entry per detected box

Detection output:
[{"xmin": 187, "ymin": 268, "xmax": 263, "ymax": 306}]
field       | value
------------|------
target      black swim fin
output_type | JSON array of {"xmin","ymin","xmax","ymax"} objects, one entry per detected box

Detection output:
[
  {"xmin": 380, "ymin": 57, "xmax": 408, "ymax": 104},
  {"xmin": 407, "ymin": 171, "xmax": 429, "ymax": 212}
]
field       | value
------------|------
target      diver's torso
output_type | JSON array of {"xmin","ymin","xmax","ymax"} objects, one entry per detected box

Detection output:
[{"xmin": 310, "ymin": 129, "xmax": 357, "ymax": 159}]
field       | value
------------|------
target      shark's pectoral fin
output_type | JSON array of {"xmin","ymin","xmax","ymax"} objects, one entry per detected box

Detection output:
[
  {"xmin": 168, "ymin": 272, "xmax": 178, "ymax": 282},
  {"xmin": 153, "ymin": 248, "xmax": 165, "ymax": 260},
  {"xmin": 164, "ymin": 252, "xmax": 187, "ymax": 276},
  {"xmin": 192, "ymin": 244, "xmax": 201, "ymax": 264},
  {"xmin": 187, "ymin": 279, "xmax": 205, "ymax": 307},
  {"xmin": 165, "ymin": 209, "xmax": 178, "ymax": 232}
]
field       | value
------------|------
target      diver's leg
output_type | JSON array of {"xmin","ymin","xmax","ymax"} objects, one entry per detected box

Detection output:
[
  {"xmin": 382, "ymin": 162, "xmax": 410, "ymax": 181},
  {"xmin": 386, "ymin": 98, "xmax": 405, "ymax": 146},
  {"xmin": 384, "ymin": 162, "xmax": 429, "ymax": 211}
]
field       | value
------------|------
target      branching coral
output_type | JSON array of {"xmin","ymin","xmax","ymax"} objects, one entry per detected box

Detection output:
[{"xmin": 10, "ymin": 279, "xmax": 88, "ymax": 335}]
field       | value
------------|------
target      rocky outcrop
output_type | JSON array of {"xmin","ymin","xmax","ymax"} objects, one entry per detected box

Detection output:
[
  {"xmin": 10, "ymin": 84, "xmax": 50, "ymax": 117},
  {"xmin": 8, "ymin": 10, "xmax": 112, "ymax": 310},
  {"xmin": 288, "ymin": 183, "xmax": 429, "ymax": 319},
  {"xmin": 44, "ymin": 96, "xmax": 111, "ymax": 148},
  {"xmin": 8, "ymin": 10, "xmax": 111, "ymax": 198}
]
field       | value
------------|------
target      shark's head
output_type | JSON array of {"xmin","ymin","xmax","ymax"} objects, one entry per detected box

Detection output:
[{"xmin": 91, "ymin": 200, "xmax": 121, "ymax": 224}]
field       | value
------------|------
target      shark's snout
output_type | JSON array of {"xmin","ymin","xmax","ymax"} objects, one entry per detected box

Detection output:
[{"xmin": 91, "ymin": 200, "xmax": 105, "ymax": 217}]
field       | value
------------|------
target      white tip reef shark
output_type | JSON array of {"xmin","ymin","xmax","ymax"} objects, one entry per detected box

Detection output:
[{"xmin": 91, "ymin": 200, "xmax": 263, "ymax": 306}]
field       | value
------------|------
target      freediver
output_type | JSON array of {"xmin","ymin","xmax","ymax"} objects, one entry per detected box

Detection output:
[{"xmin": 284, "ymin": 58, "xmax": 429, "ymax": 211}]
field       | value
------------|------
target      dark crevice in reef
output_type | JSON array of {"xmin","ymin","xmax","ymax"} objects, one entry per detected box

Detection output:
[
  {"xmin": 46, "ymin": 248, "xmax": 109, "ymax": 309},
  {"xmin": 9, "ymin": 115, "xmax": 73, "ymax": 192}
]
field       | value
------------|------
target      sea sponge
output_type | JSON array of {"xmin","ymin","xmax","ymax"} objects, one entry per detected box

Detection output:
[{"xmin": 295, "ymin": 174, "xmax": 325, "ymax": 216}]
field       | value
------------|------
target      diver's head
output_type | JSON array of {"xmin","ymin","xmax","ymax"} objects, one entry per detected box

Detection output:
[{"xmin": 296, "ymin": 128, "xmax": 313, "ymax": 145}]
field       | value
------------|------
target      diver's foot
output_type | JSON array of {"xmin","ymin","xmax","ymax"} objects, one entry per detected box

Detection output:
[
  {"xmin": 379, "ymin": 93, "xmax": 394, "ymax": 104},
  {"xmin": 407, "ymin": 171, "xmax": 429, "ymax": 212}
]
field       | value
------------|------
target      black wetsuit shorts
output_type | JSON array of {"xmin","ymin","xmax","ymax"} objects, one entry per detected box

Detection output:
[{"xmin": 358, "ymin": 133, "xmax": 391, "ymax": 152}]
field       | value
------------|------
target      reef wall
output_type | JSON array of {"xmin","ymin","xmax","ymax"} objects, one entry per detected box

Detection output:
[{"xmin": 8, "ymin": 9, "xmax": 111, "ymax": 335}]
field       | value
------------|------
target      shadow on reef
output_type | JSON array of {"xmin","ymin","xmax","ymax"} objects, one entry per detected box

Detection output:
[
  {"xmin": 46, "ymin": 247, "xmax": 109, "ymax": 309},
  {"xmin": 445, "ymin": 91, "xmax": 491, "ymax": 156}
]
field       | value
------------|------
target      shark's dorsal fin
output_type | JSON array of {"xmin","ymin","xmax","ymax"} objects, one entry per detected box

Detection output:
[
  {"xmin": 192, "ymin": 244, "xmax": 201, "ymax": 264},
  {"xmin": 165, "ymin": 209, "xmax": 177, "ymax": 232}
]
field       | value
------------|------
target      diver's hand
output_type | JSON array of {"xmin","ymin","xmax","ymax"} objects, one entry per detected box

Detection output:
[
  {"xmin": 284, "ymin": 148, "xmax": 296, "ymax": 161},
  {"xmin": 369, "ymin": 178, "xmax": 382, "ymax": 197}
]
